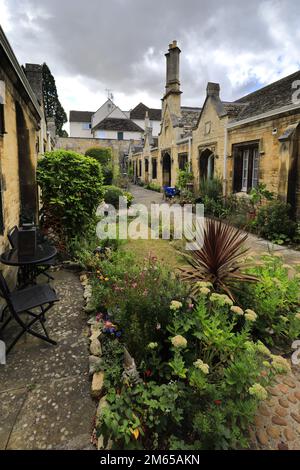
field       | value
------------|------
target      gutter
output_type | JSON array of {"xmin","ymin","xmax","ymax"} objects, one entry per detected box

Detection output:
[
  {"xmin": 227, "ymin": 103, "xmax": 300, "ymax": 129},
  {"xmin": 0, "ymin": 26, "xmax": 42, "ymax": 119},
  {"xmin": 223, "ymin": 123, "xmax": 228, "ymax": 197}
]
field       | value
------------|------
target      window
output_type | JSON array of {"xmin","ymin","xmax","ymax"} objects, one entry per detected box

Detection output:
[
  {"xmin": 96, "ymin": 130, "xmax": 106, "ymax": 139},
  {"xmin": 233, "ymin": 143, "xmax": 259, "ymax": 193},
  {"xmin": 205, "ymin": 121, "xmax": 211, "ymax": 135},
  {"xmin": 178, "ymin": 153, "xmax": 188, "ymax": 170},
  {"xmin": 118, "ymin": 132, "xmax": 124, "ymax": 141},
  {"xmin": 139, "ymin": 160, "xmax": 142, "ymax": 176},
  {"xmin": 145, "ymin": 159, "xmax": 149, "ymax": 173},
  {"xmin": 82, "ymin": 122, "xmax": 91, "ymax": 130},
  {"xmin": 152, "ymin": 158, "xmax": 157, "ymax": 179}
]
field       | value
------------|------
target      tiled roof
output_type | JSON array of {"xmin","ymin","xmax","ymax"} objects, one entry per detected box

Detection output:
[
  {"xmin": 93, "ymin": 117, "xmax": 144, "ymax": 132},
  {"xmin": 233, "ymin": 70, "xmax": 300, "ymax": 121},
  {"xmin": 178, "ymin": 106, "xmax": 201, "ymax": 137},
  {"xmin": 130, "ymin": 102, "xmax": 162, "ymax": 121},
  {"xmin": 69, "ymin": 110, "xmax": 94, "ymax": 123}
]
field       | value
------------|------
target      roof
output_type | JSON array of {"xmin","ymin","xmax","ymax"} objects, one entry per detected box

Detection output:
[
  {"xmin": 93, "ymin": 117, "xmax": 144, "ymax": 132},
  {"xmin": 0, "ymin": 26, "xmax": 42, "ymax": 119},
  {"xmin": 130, "ymin": 102, "xmax": 162, "ymax": 121},
  {"xmin": 69, "ymin": 110, "xmax": 94, "ymax": 123},
  {"xmin": 233, "ymin": 70, "xmax": 300, "ymax": 121},
  {"xmin": 178, "ymin": 106, "xmax": 201, "ymax": 137}
]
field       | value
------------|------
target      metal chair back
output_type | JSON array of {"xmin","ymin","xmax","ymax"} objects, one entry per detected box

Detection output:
[{"xmin": 8, "ymin": 226, "xmax": 19, "ymax": 249}]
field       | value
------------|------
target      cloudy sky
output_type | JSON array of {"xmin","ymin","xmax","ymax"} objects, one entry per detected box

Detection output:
[{"xmin": 1, "ymin": 0, "xmax": 300, "ymax": 132}]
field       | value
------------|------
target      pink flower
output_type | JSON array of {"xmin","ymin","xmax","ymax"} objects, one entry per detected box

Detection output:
[
  {"xmin": 188, "ymin": 303, "xmax": 194, "ymax": 310},
  {"xmin": 132, "ymin": 283, "xmax": 138, "ymax": 289}
]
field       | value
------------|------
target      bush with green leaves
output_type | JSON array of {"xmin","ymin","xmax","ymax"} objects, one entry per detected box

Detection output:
[
  {"xmin": 37, "ymin": 150, "xmax": 103, "ymax": 244},
  {"xmin": 97, "ymin": 292, "xmax": 289, "ymax": 450},
  {"xmin": 236, "ymin": 254, "xmax": 300, "ymax": 348},
  {"xmin": 145, "ymin": 182, "xmax": 161, "ymax": 192},
  {"xmin": 177, "ymin": 164, "xmax": 194, "ymax": 190},
  {"xmin": 253, "ymin": 200, "xmax": 296, "ymax": 244},
  {"xmin": 89, "ymin": 252, "xmax": 188, "ymax": 364},
  {"xmin": 85, "ymin": 147, "xmax": 113, "ymax": 185},
  {"xmin": 103, "ymin": 185, "xmax": 133, "ymax": 208},
  {"xmin": 85, "ymin": 147, "xmax": 112, "ymax": 166}
]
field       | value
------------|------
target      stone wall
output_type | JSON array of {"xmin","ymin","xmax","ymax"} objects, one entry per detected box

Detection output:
[
  {"xmin": 55, "ymin": 137, "xmax": 141, "ymax": 169},
  {"xmin": 0, "ymin": 66, "xmax": 40, "ymax": 284}
]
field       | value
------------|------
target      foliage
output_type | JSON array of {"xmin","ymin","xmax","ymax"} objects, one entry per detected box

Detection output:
[
  {"xmin": 236, "ymin": 254, "xmax": 300, "ymax": 348},
  {"xmin": 248, "ymin": 184, "xmax": 274, "ymax": 207},
  {"xmin": 42, "ymin": 63, "xmax": 67, "ymax": 137},
  {"xmin": 90, "ymin": 252, "xmax": 188, "ymax": 364},
  {"xmin": 253, "ymin": 200, "xmax": 297, "ymax": 245},
  {"xmin": 177, "ymin": 164, "xmax": 194, "ymax": 190},
  {"xmin": 85, "ymin": 147, "xmax": 113, "ymax": 185},
  {"xmin": 198, "ymin": 177, "xmax": 227, "ymax": 218},
  {"xmin": 103, "ymin": 185, "xmax": 133, "ymax": 208},
  {"xmin": 37, "ymin": 150, "xmax": 103, "ymax": 243},
  {"xmin": 85, "ymin": 147, "xmax": 112, "ymax": 166},
  {"xmin": 180, "ymin": 219, "xmax": 258, "ymax": 300},
  {"xmin": 199, "ymin": 177, "xmax": 223, "ymax": 201},
  {"xmin": 97, "ymin": 295, "xmax": 285, "ymax": 450},
  {"xmin": 145, "ymin": 183, "xmax": 161, "ymax": 193}
]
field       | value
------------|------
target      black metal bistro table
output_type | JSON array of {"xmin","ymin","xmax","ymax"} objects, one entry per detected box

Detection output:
[{"xmin": 0, "ymin": 244, "xmax": 57, "ymax": 287}]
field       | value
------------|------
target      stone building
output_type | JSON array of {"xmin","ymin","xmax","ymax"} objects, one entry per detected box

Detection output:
[
  {"xmin": 129, "ymin": 41, "xmax": 300, "ymax": 216},
  {"xmin": 0, "ymin": 26, "xmax": 49, "ymax": 276}
]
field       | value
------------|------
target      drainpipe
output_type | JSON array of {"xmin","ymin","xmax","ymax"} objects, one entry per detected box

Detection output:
[
  {"xmin": 223, "ymin": 123, "xmax": 228, "ymax": 197},
  {"xmin": 188, "ymin": 136, "xmax": 192, "ymax": 172}
]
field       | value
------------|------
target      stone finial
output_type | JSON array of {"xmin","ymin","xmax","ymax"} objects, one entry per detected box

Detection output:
[{"xmin": 207, "ymin": 82, "xmax": 220, "ymax": 98}]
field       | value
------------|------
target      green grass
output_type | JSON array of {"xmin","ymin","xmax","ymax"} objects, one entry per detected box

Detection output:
[{"xmin": 122, "ymin": 238, "xmax": 186, "ymax": 271}]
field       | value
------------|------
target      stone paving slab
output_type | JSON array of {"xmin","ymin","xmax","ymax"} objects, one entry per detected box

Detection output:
[
  {"xmin": 0, "ymin": 270, "xmax": 96, "ymax": 450},
  {"xmin": 6, "ymin": 377, "xmax": 94, "ymax": 450},
  {"xmin": 0, "ymin": 388, "xmax": 27, "ymax": 450}
]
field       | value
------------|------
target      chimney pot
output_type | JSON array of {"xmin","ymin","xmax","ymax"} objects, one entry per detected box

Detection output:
[{"xmin": 207, "ymin": 82, "xmax": 220, "ymax": 98}]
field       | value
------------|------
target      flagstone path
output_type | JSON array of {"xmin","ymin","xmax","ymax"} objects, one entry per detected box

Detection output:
[{"xmin": 0, "ymin": 270, "xmax": 96, "ymax": 450}]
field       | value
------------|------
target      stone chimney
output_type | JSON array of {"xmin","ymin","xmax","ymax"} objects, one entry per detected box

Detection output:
[
  {"xmin": 165, "ymin": 40, "xmax": 181, "ymax": 94},
  {"xmin": 24, "ymin": 64, "xmax": 43, "ymax": 105},
  {"xmin": 145, "ymin": 111, "xmax": 150, "ymax": 130},
  {"xmin": 47, "ymin": 117, "xmax": 56, "ymax": 140},
  {"xmin": 206, "ymin": 82, "xmax": 220, "ymax": 98}
]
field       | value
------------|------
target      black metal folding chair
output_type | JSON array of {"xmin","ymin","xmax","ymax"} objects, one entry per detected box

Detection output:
[
  {"xmin": 8, "ymin": 226, "xmax": 56, "ymax": 282},
  {"xmin": 0, "ymin": 273, "xmax": 59, "ymax": 354}
]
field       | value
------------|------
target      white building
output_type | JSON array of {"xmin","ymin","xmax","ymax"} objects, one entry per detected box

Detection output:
[{"xmin": 69, "ymin": 99, "xmax": 161, "ymax": 140}]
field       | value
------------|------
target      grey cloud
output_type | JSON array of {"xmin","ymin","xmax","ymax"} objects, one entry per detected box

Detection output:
[{"xmin": 3, "ymin": 0, "xmax": 300, "ymax": 109}]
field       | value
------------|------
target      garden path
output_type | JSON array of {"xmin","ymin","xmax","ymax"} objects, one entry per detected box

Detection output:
[
  {"xmin": 0, "ymin": 270, "xmax": 96, "ymax": 450},
  {"xmin": 129, "ymin": 184, "xmax": 300, "ymax": 266}
]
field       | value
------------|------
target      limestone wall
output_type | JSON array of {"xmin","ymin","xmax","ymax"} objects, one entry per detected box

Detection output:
[{"xmin": 0, "ymin": 67, "xmax": 40, "ymax": 283}]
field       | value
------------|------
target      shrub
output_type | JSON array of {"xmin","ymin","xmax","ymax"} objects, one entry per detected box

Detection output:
[
  {"xmin": 180, "ymin": 219, "xmax": 258, "ymax": 300},
  {"xmin": 254, "ymin": 200, "xmax": 296, "ymax": 244},
  {"xmin": 85, "ymin": 147, "xmax": 112, "ymax": 166},
  {"xmin": 236, "ymin": 255, "xmax": 300, "ymax": 348},
  {"xmin": 97, "ymin": 295, "xmax": 287, "ymax": 450},
  {"xmin": 103, "ymin": 185, "xmax": 133, "ymax": 208},
  {"xmin": 37, "ymin": 150, "xmax": 103, "ymax": 244},
  {"xmin": 199, "ymin": 177, "xmax": 223, "ymax": 201},
  {"xmin": 145, "ymin": 183, "xmax": 161, "ymax": 192},
  {"xmin": 177, "ymin": 164, "xmax": 194, "ymax": 190},
  {"xmin": 90, "ymin": 252, "xmax": 188, "ymax": 364}
]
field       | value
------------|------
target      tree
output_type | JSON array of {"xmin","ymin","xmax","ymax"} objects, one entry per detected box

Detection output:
[{"xmin": 42, "ymin": 63, "xmax": 68, "ymax": 137}]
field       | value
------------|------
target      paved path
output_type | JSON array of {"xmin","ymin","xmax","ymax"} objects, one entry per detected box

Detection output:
[
  {"xmin": 130, "ymin": 185, "xmax": 300, "ymax": 266},
  {"xmin": 0, "ymin": 270, "xmax": 95, "ymax": 450}
]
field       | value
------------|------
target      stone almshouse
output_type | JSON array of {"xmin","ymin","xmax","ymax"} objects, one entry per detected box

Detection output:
[{"xmin": 129, "ymin": 41, "xmax": 300, "ymax": 216}]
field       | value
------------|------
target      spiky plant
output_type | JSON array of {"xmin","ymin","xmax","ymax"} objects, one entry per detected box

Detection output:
[{"xmin": 180, "ymin": 219, "xmax": 258, "ymax": 300}]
